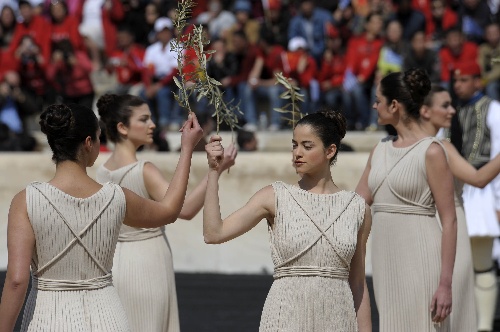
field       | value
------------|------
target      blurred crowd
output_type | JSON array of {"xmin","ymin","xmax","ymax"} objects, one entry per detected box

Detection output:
[{"xmin": 0, "ymin": 0, "xmax": 499, "ymax": 151}]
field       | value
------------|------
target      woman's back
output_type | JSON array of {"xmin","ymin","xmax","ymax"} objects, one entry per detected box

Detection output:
[{"xmin": 21, "ymin": 181, "xmax": 130, "ymax": 332}]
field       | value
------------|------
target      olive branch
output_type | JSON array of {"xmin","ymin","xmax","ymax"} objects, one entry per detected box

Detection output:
[
  {"xmin": 170, "ymin": 0, "xmax": 197, "ymax": 113},
  {"xmin": 273, "ymin": 72, "xmax": 305, "ymax": 128},
  {"xmin": 171, "ymin": 0, "xmax": 241, "ymax": 136}
]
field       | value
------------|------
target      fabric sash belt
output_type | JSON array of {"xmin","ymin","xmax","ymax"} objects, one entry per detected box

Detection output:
[
  {"xmin": 118, "ymin": 227, "xmax": 163, "ymax": 242},
  {"xmin": 273, "ymin": 266, "xmax": 349, "ymax": 280},
  {"xmin": 372, "ymin": 203, "xmax": 436, "ymax": 216},
  {"xmin": 32, "ymin": 273, "xmax": 112, "ymax": 291}
]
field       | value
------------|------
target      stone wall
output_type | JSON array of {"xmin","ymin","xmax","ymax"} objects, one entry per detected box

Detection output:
[{"xmin": 0, "ymin": 151, "xmax": 371, "ymax": 274}]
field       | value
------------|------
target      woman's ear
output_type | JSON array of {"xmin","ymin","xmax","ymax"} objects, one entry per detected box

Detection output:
[
  {"xmin": 420, "ymin": 105, "xmax": 431, "ymax": 120},
  {"xmin": 84, "ymin": 136, "xmax": 93, "ymax": 151},
  {"xmin": 326, "ymin": 143, "xmax": 337, "ymax": 160},
  {"xmin": 389, "ymin": 99, "xmax": 399, "ymax": 114},
  {"xmin": 117, "ymin": 122, "xmax": 128, "ymax": 137}
]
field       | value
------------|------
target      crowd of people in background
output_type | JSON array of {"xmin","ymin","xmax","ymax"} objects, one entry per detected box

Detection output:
[{"xmin": 0, "ymin": 0, "xmax": 499, "ymax": 150}]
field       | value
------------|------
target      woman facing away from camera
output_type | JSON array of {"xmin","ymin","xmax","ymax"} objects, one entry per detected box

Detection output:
[
  {"xmin": 421, "ymin": 85, "xmax": 500, "ymax": 331},
  {"xmin": 95, "ymin": 94, "xmax": 236, "ymax": 332},
  {"xmin": 355, "ymin": 68, "xmax": 457, "ymax": 331},
  {"xmin": 203, "ymin": 110, "xmax": 372, "ymax": 331},
  {"xmin": 0, "ymin": 103, "xmax": 206, "ymax": 331}
]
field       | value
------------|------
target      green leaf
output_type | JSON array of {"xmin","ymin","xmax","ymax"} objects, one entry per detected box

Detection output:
[{"xmin": 173, "ymin": 76, "xmax": 182, "ymax": 89}]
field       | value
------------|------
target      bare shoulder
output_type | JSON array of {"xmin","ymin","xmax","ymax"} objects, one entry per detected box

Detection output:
[
  {"xmin": 426, "ymin": 141, "xmax": 447, "ymax": 160},
  {"xmin": 143, "ymin": 161, "xmax": 169, "ymax": 184},
  {"xmin": 10, "ymin": 189, "xmax": 27, "ymax": 210}
]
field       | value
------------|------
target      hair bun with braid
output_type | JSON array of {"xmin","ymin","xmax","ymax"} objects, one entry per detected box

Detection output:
[
  {"xmin": 318, "ymin": 110, "xmax": 347, "ymax": 140},
  {"xmin": 403, "ymin": 68, "xmax": 431, "ymax": 106},
  {"xmin": 39, "ymin": 104, "xmax": 74, "ymax": 137},
  {"xmin": 96, "ymin": 94, "xmax": 119, "ymax": 121}
]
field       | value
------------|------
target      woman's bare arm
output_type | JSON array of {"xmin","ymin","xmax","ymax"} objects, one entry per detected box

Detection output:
[
  {"xmin": 426, "ymin": 142, "xmax": 457, "ymax": 323},
  {"xmin": 444, "ymin": 140, "xmax": 500, "ymax": 188},
  {"xmin": 0, "ymin": 191, "xmax": 35, "ymax": 331}
]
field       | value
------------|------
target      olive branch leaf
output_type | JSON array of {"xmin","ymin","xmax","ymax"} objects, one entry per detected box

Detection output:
[{"xmin": 273, "ymin": 72, "xmax": 305, "ymax": 128}]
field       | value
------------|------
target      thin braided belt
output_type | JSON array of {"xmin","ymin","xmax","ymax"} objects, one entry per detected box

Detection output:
[
  {"xmin": 118, "ymin": 227, "xmax": 163, "ymax": 242},
  {"xmin": 372, "ymin": 203, "xmax": 436, "ymax": 216},
  {"xmin": 32, "ymin": 273, "xmax": 112, "ymax": 291},
  {"xmin": 273, "ymin": 266, "xmax": 349, "ymax": 280}
]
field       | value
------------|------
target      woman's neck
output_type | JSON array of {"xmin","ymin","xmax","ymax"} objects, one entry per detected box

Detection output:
[
  {"xmin": 106, "ymin": 141, "xmax": 139, "ymax": 169},
  {"xmin": 298, "ymin": 170, "xmax": 338, "ymax": 194},
  {"xmin": 53, "ymin": 160, "xmax": 88, "ymax": 183},
  {"xmin": 393, "ymin": 120, "xmax": 429, "ymax": 146}
]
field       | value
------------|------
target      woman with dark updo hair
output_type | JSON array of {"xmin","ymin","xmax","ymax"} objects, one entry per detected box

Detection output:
[
  {"xmin": 95, "ymin": 93, "xmax": 237, "ymax": 332},
  {"xmin": 356, "ymin": 68, "xmax": 457, "ymax": 331},
  {"xmin": 203, "ymin": 109, "xmax": 372, "ymax": 331},
  {"xmin": 0, "ymin": 103, "xmax": 207, "ymax": 331}
]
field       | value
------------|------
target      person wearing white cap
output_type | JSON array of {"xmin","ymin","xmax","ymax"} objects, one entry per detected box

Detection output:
[{"xmin": 141, "ymin": 17, "xmax": 181, "ymax": 130}]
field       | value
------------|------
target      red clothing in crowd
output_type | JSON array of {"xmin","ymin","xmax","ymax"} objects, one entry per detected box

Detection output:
[
  {"xmin": 108, "ymin": 44, "xmax": 146, "ymax": 85},
  {"xmin": 229, "ymin": 44, "xmax": 260, "ymax": 86},
  {"xmin": 256, "ymin": 45, "xmax": 285, "ymax": 78},
  {"xmin": 62, "ymin": 0, "xmax": 123, "ymax": 58},
  {"xmin": 318, "ymin": 52, "xmax": 347, "ymax": 89},
  {"xmin": 345, "ymin": 34, "xmax": 383, "ymax": 82},
  {"xmin": 0, "ymin": 51, "xmax": 18, "ymax": 77},
  {"xmin": 282, "ymin": 50, "xmax": 317, "ymax": 89},
  {"xmin": 9, "ymin": 15, "xmax": 51, "ymax": 65},
  {"xmin": 46, "ymin": 51, "xmax": 94, "ymax": 97},
  {"xmin": 425, "ymin": 7, "xmax": 457, "ymax": 37},
  {"xmin": 50, "ymin": 15, "xmax": 85, "ymax": 51},
  {"xmin": 439, "ymin": 42, "xmax": 479, "ymax": 82}
]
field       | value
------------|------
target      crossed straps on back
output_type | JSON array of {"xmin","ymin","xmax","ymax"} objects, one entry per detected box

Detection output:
[
  {"xmin": 272, "ymin": 185, "xmax": 358, "ymax": 280},
  {"xmin": 371, "ymin": 137, "xmax": 445, "ymax": 217},
  {"xmin": 31, "ymin": 184, "xmax": 116, "ymax": 291},
  {"xmin": 114, "ymin": 161, "xmax": 164, "ymax": 242}
]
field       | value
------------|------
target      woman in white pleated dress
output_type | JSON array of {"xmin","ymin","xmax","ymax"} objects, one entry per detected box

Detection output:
[
  {"xmin": 0, "ymin": 103, "xmax": 205, "ymax": 331},
  {"xmin": 95, "ymin": 94, "xmax": 236, "ymax": 332}
]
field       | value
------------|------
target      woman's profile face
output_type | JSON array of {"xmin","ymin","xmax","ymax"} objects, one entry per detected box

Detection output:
[
  {"xmin": 428, "ymin": 91, "xmax": 455, "ymax": 129},
  {"xmin": 125, "ymin": 104, "xmax": 156, "ymax": 146},
  {"xmin": 373, "ymin": 85, "xmax": 392, "ymax": 125},
  {"xmin": 292, "ymin": 124, "xmax": 330, "ymax": 175}
]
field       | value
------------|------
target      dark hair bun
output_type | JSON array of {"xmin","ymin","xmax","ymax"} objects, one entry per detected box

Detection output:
[
  {"xmin": 39, "ymin": 104, "xmax": 74, "ymax": 137},
  {"xmin": 96, "ymin": 94, "xmax": 119, "ymax": 121},
  {"xmin": 403, "ymin": 68, "xmax": 431, "ymax": 105},
  {"xmin": 319, "ymin": 110, "xmax": 347, "ymax": 140}
]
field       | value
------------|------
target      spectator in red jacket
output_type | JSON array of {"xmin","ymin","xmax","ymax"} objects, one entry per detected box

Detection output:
[
  {"xmin": 79, "ymin": 0, "xmax": 124, "ymax": 70},
  {"xmin": 106, "ymin": 26, "xmax": 145, "ymax": 95},
  {"xmin": 46, "ymin": 39, "xmax": 94, "ymax": 109},
  {"xmin": 0, "ymin": 5, "xmax": 16, "ymax": 50},
  {"xmin": 15, "ymin": 35, "xmax": 51, "ymax": 111},
  {"xmin": 9, "ymin": 0, "xmax": 51, "ymax": 68},
  {"xmin": 318, "ymin": 25, "xmax": 350, "ymax": 117},
  {"xmin": 343, "ymin": 11, "xmax": 383, "ymax": 130},
  {"xmin": 242, "ymin": 30, "xmax": 285, "ymax": 131},
  {"xmin": 426, "ymin": 0, "xmax": 458, "ymax": 50},
  {"xmin": 439, "ymin": 27, "xmax": 479, "ymax": 85},
  {"xmin": 49, "ymin": 0, "xmax": 84, "ymax": 52},
  {"xmin": 281, "ymin": 36, "xmax": 317, "ymax": 117}
]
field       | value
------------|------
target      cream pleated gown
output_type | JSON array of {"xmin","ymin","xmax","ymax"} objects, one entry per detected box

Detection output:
[
  {"xmin": 21, "ymin": 182, "xmax": 130, "ymax": 331},
  {"xmin": 259, "ymin": 181, "xmax": 365, "ymax": 332},
  {"xmin": 96, "ymin": 161, "xmax": 180, "ymax": 332},
  {"xmin": 368, "ymin": 137, "xmax": 451, "ymax": 331}
]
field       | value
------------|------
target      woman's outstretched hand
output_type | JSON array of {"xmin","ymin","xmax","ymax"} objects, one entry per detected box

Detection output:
[
  {"xmin": 179, "ymin": 112, "xmax": 204, "ymax": 152},
  {"xmin": 219, "ymin": 143, "xmax": 237, "ymax": 173},
  {"xmin": 206, "ymin": 135, "xmax": 224, "ymax": 171}
]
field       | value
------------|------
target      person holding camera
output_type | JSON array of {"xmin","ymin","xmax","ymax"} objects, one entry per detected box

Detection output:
[{"xmin": 46, "ymin": 39, "xmax": 94, "ymax": 110}]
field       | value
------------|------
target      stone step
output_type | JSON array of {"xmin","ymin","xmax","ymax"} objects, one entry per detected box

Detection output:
[{"xmin": 32, "ymin": 130, "xmax": 387, "ymax": 153}]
